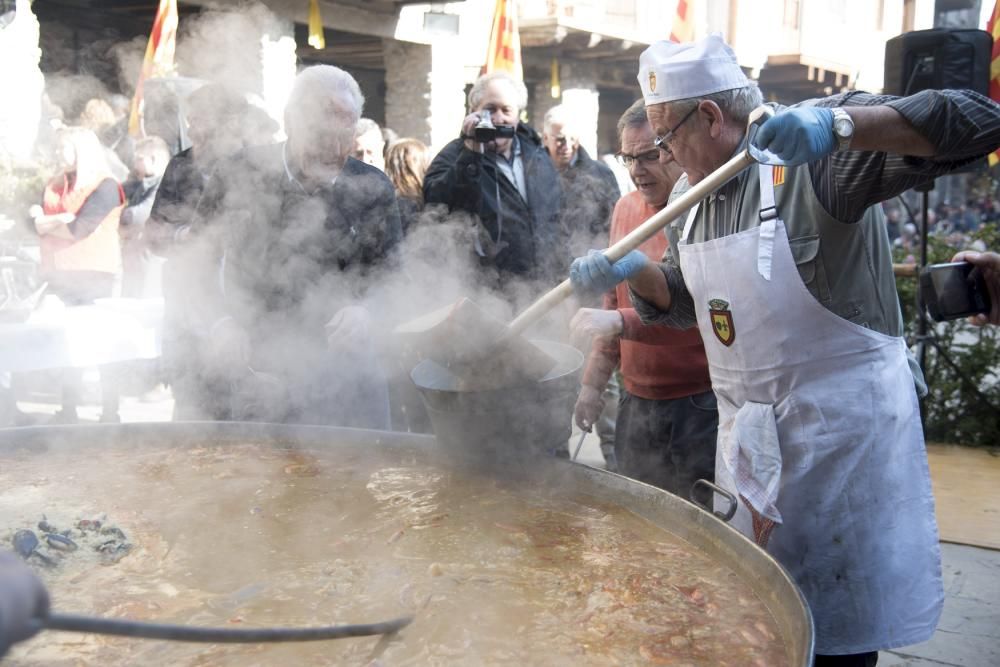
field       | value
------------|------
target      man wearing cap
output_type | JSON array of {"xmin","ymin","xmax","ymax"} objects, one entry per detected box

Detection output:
[{"xmin": 569, "ymin": 34, "xmax": 1000, "ymax": 665}]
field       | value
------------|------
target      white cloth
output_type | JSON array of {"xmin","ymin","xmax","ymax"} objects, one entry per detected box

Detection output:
[
  {"xmin": 638, "ymin": 34, "xmax": 750, "ymax": 105},
  {"xmin": 0, "ymin": 297, "xmax": 163, "ymax": 372},
  {"xmin": 677, "ymin": 164, "xmax": 943, "ymax": 654},
  {"xmin": 724, "ymin": 401, "xmax": 782, "ymax": 524}
]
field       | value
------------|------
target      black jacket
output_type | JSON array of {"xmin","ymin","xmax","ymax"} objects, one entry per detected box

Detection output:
[
  {"xmin": 195, "ymin": 143, "xmax": 402, "ymax": 335},
  {"xmin": 423, "ymin": 123, "xmax": 566, "ymax": 286},
  {"xmin": 557, "ymin": 146, "xmax": 621, "ymax": 255}
]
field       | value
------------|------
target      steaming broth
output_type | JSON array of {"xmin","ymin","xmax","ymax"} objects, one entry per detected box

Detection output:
[{"xmin": 2, "ymin": 443, "xmax": 789, "ymax": 666}]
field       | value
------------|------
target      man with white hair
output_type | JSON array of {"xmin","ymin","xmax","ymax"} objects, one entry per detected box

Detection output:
[
  {"xmin": 569, "ymin": 35, "xmax": 1000, "ymax": 665},
  {"xmin": 424, "ymin": 71, "xmax": 566, "ymax": 289},
  {"xmin": 194, "ymin": 65, "xmax": 401, "ymax": 428},
  {"xmin": 542, "ymin": 104, "xmax": 620, "ymax": 254},
  {"xmin": 353, "ymin": 117, "xmax": 386, "ymax": 171}
]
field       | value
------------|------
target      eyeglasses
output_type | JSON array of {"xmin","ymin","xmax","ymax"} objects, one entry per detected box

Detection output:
[
  {"xmin": 653, "ymin": 105, "xmax": 698, "ymax": 154},
  {"xmin": 616, "ymin": 149, "xmax": 661, "ymax": 169}
]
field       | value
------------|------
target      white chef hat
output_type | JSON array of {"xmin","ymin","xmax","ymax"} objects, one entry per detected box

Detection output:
[{"xmin": 638, "ymin": 34, "xmax": 750, "ymax": 106}]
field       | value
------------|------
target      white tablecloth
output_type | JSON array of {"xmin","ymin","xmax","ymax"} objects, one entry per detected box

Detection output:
[{"xmin": 0, "ymin": 297, "xmax": 164, "ymax": 372}]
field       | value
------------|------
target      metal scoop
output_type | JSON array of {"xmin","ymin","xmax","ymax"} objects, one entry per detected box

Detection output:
[{"xmin": 398, "ymin": 106, "xmax": 776, "ymax": 386}]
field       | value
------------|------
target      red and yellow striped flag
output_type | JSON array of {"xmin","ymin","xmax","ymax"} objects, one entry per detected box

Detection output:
[
  {"xmin": 128, "ymin": 0, "xmax": 178, "ymax": 136},
  {"xmin": 987, "ymin": 1, "xmax": 1000, "ymax": 166},
  {"xmin": 669, "ymin": 0, "xmax": 695, "ymax": 43},
  {"xmin": 483, "ymin": 0, "xmax": 522, "ymax": 80}
]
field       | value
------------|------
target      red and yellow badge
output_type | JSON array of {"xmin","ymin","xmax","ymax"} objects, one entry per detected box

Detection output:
[
  {"xmin": 708, "ymin": 298, "xmax": 735, "ymax": 347},
  {"xmin": 772, "ymin": 165, "xmax": 786, "ymax": 187}
]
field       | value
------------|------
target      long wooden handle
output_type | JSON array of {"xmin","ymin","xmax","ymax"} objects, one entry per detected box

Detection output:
[{"xmin": 506, "ymin": 149, "xmax": 756, "ymax": 339}]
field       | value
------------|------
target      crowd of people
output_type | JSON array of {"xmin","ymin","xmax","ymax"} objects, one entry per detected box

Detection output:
[{"xmin": 3, "ymin": 31, "xmax": 1000, "ymax": 665}]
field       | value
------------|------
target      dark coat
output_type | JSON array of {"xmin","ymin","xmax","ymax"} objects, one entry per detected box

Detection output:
[
  {"xmin": 195, "ymin": 143, "xmax": 402, "ymax": 335},
  {"xmin": 423, "ymin": 123, "xmax": 567, "ymax": 286},
  {"xmin": 557, "ymin": 146, "xmax": 621, "ymax": 255}
]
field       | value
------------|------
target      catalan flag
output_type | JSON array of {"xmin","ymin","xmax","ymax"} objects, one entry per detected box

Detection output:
[
  {"xmin": 669, "ymin": 0, "xmax": 695, "ymax": 43},
  {"xmin": 987, "ymin": 1, "xmax": 1000, "ymax": 166},
  {"xmin": 772, "ymin": 165, "xmax": 786, "ymax": 187},
  {"xmin": 128, "ymin": 0, "xmax": 178, "ymax": 136},
  {"xmin": 483, "ymin": 0, "xmax": 522, "ymax": 80}
]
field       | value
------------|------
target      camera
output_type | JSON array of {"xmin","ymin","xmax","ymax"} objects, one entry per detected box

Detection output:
[
  {"xmin": 473, "ymin": 110, "xmax": 515, "ymax": 143},
  {"xmin": 919, "ymin": 261, "xmax": 992, "ymax": 322}
]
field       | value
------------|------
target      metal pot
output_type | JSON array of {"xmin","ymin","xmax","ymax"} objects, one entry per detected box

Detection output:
[
  {"xmin": 0, "ymin": 422, "xmax": 813, "ymax": 664},
  {"xmin": 410, "ymin": 339, "xmax": 582, "ymax": 461}
]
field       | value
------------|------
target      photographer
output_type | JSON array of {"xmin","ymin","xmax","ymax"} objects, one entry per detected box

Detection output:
[
  {"xmin": 424, "ymin": 72, "xmax": 566, "ymax": 290},
  {"xmin": 951, "ymin": 250, "xmax": 1000, "ymax": 325}
]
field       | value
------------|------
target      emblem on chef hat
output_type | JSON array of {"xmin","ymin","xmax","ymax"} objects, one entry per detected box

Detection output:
[{"xmin": 638, "ymin": 33, "xmax": 751, "ymax": 106}]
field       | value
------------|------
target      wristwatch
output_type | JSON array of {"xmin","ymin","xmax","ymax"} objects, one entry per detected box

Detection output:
[{"xmin": 830, "ymin": 107, "xmax": 855, "ymax": 151}]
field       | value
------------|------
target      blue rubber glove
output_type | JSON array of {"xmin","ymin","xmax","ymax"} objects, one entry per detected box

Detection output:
[
  {"xmin": 751, "ymin": 107, "xmax": 835, "ymax": 166},
  {"xmin": 569, "ymin": 249, "xmax": 648, "ymax": 296}
]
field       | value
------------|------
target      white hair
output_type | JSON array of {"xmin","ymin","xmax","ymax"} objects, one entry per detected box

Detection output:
[
  {"xmin": 542, "ymin": 104, "xmax": 576, "ymax": 136},
  {"xmin": 285, "ymin": 65, "xmax": 365, "ymax": 127},
  {"xmin": 467, "ymin": 72, "xmax": 528, "ymax": 113},
  {"xmin": 664, "ymin": 83, "xmax": 764, "ymax": 124},
  {"xmin": 355, "ymin": 117, "xmax": 380, "ymax": 137}
]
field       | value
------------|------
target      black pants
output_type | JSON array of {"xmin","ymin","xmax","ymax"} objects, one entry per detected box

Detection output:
[
  {"xmin": 815, "ymin": 652, "xmax": 878, "ymax": 666},
  {"xmin": 614, "ymin": 389, "xmax": 718, "ymax": 505}
]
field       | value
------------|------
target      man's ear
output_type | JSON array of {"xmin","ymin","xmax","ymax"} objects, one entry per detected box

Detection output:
[{"xmin": 700, "ymin": 100, "xmax": 726, "ymax": 140}]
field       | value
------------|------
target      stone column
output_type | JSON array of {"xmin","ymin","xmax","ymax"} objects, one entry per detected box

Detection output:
[
  {"xmin": 259, "ymin": 34, "xmax": 297, "ymax": 138},
  {"xmin": 385, "ymin": 39, "xmax": 432, "ymax": 146},
  {"xmin": 0, "ymin": 0, "xmax": 44, "ymax": 163},
  {"xmin": 559, "ymin": 61, "xmax": 600, "ymax": 159},
  {"xmin": 385, "ymin": 38, "xmax": 467, "ymax": 153}
]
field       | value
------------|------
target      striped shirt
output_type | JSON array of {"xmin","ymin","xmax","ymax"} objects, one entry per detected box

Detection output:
[{"xmin": 635, "ymin": 89, "xmax": 1000, "ymax": 330}]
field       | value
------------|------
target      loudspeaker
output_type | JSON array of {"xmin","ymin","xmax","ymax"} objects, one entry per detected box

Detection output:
[{"xmin": 884, "ymin": 28, "xmax": 991, "ymax": 96}]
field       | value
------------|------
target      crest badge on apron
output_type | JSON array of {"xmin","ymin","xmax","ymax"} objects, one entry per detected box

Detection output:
[{"xmin": 708, "ymin": 298, "xmax": 735, "ymax": 346}]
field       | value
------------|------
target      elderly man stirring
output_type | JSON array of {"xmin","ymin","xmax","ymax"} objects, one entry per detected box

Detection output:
[{"xmin": 569, "ymin": 36, "xmax": 1000, "ymax": 666}]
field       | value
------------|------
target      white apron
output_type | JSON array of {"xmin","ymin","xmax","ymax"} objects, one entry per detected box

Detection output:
[{"xmin": 677, "ymin": 164, "xmax": 943, "ymax": 655}]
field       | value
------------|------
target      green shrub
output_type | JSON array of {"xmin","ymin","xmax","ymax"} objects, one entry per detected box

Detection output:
[{"xmin": 895, "ymin": 223, "xmax": 1000, "ymax": 447}]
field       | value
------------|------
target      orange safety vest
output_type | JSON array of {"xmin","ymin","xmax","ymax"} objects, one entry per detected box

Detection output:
[{"xmin": 40, "ymin": 174, "xmax": 125, "ymax": 275}]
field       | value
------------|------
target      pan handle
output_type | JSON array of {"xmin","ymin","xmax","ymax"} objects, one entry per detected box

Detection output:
[
  {"xmin": 505, "ymin": 107, "xmax": 775, "ymax": 340},
  {"xmin": 690, "ymin": 479, "xmax": 738, "ymax": 522}
]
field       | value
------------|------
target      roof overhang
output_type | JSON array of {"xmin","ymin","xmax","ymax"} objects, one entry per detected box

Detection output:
[{"xmin": 757, "ymin": 54, "xmax": 855, "ymax": 103}]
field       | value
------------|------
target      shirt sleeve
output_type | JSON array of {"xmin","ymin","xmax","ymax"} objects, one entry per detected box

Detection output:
[
  {"xmin": 68, "ymin": 179, "xmax": 121, "ymax": 239},
  {"xmin": 806, "ymin": 89, "xmax": 1000, "ymax": 222},
  {"xmin": 628, "ymin": 220, "xmax": 698, "ymax": 329}
]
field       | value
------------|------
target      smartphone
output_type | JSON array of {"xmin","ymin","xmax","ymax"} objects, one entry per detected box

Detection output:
[{"xmin": 919, "ymin": 261, "xmax": 992, "ymax": 322}]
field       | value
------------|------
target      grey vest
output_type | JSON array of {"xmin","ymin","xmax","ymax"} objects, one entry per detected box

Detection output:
[{"xmin": 668, "ymin": 159, "xmax": 905, "ymax": 338}]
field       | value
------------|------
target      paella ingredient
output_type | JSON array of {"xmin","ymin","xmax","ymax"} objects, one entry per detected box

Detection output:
[
  {"xmin": 0, "ymin": 444, "xmax": 791, "ymax": 666},
  {"xmin": 37, "ymin": 519, "xmax": 59, "ymax": 534},
  {"xmin": 45, "ymin": 533, "xmax": 79, "ymax": 552},
  {"xmin": 12, "ymin": 529, "xmax": 39, "ymax": 559}
]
